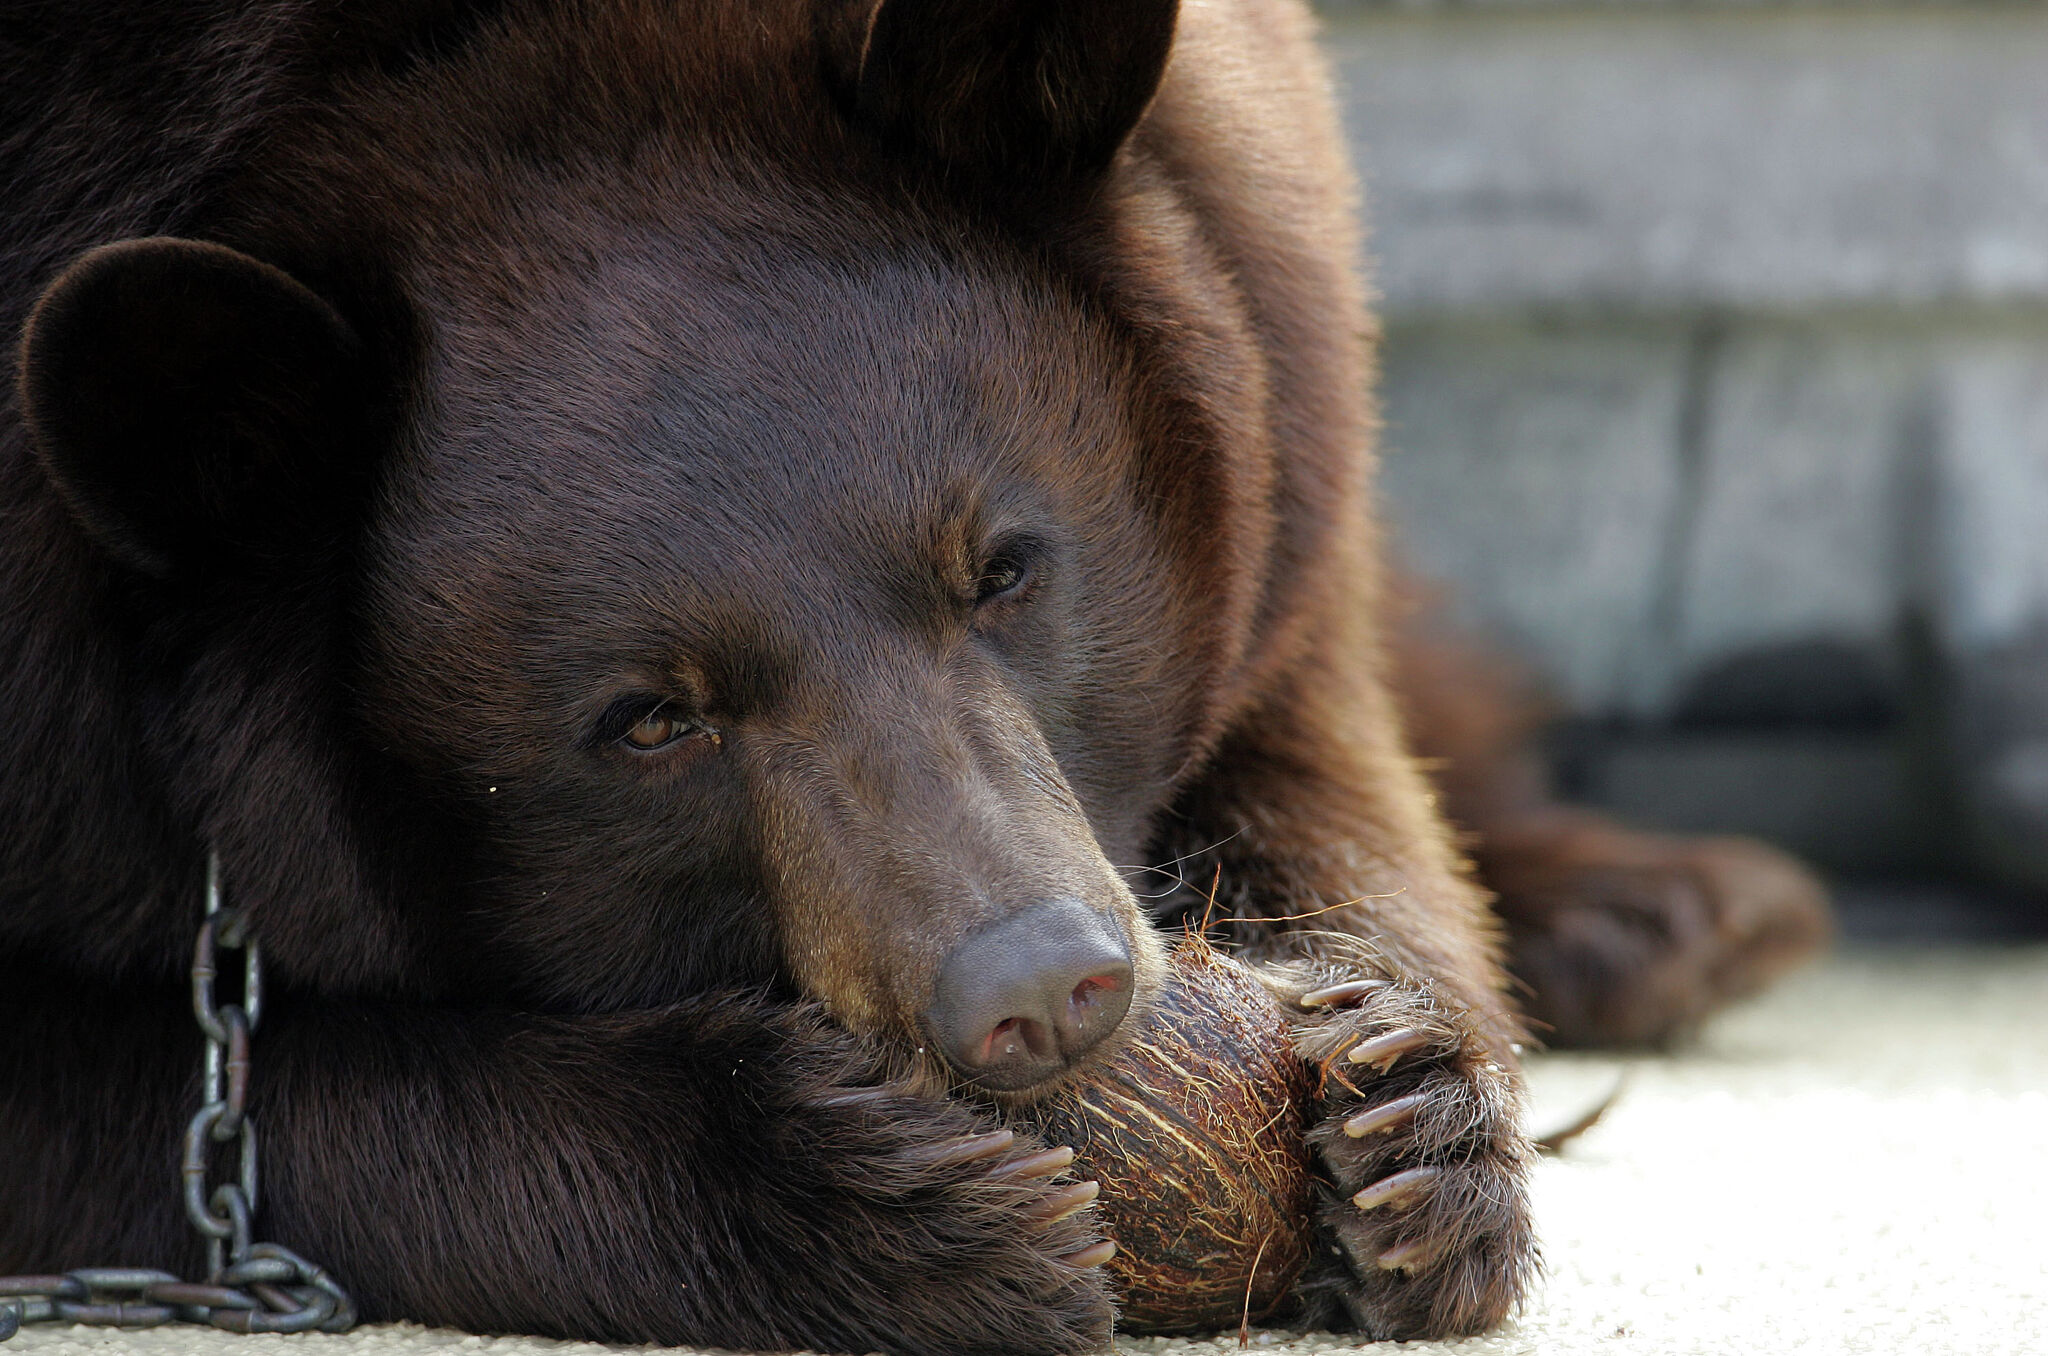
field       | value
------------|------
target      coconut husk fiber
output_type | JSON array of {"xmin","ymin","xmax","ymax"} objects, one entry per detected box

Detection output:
[{"xmin": 1014, "ymin": 934, "xmax": 1318, "ymax": 1333}]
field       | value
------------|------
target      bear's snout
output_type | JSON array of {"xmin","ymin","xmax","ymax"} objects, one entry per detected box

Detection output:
[{"xmin": 928, "ymin": 897, "xmax": 1135, "ymax": 1093}]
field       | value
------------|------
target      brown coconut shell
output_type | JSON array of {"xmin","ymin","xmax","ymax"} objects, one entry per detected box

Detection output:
[{"xmin": 1014, "ymin": 935, "xmax": 1318, "ymax": 1333}]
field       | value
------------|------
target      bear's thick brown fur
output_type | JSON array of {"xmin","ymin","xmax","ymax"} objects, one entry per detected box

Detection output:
[{"xmin": 1, "ymin": 2, "xmax": 1822, "ymax": 1351}]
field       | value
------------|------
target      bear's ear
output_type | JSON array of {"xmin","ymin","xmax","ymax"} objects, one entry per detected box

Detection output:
[
  {"xmin": 18, "ymin": 237, "xmax": 372, "ymax": 577},
  {"xmin": 848, "ymin": 0, "xmax": 1179, "ymax": 184}
]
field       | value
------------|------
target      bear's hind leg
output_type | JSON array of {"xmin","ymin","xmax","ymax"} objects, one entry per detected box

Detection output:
[
  {"xmin": 1478, "ymin": 812, "xmax": 1833, "ymax": 1047},
  {"xmin": 1388, "ymin": 589, "xmax": 1832, "ymax": 1048}
]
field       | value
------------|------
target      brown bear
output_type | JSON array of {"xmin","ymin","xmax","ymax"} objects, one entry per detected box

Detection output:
[{"xmin": 0, "ymin": 1, "xmax": 1826, "ymax": 1352}]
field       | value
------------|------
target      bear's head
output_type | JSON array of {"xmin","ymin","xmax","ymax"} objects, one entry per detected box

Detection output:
[{"xmin": 14, "ymin": 0, "xmax": 1272, "ymax": 1096}]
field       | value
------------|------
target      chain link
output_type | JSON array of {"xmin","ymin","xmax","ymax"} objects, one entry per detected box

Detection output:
[{"xmin": 1, "ymin": 853, "xmax": 357, "ymax": 1340}]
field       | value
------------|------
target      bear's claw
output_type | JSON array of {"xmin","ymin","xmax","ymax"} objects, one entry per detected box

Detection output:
[
  {"xmin": 1343, "ymin": 1091, "xmax": 1426, "ymax": 1137},
  {"xmin": 1029, "ymin": 1180, "xmax": 1102, "ymax": 1224},
  {"xmin": 1300, "ymin": 979, "xmax": 1389, "ymax": 1008},
  {"xmin": 906, "ymin": 1128, "xmax": 1019, "ymax": 1166},
  {"xmin": 1350, "ymin": 1164, "xmax": 1440, "ymax": 1210},
  {"xmin": 1374, "ymin": 1236, "xmax": 1437, "ymax": 1272},
  {"xmin": 987, "ymin": 1144, "xmax": 1077, "ymax": 1180},
  {"xmin": 1346, "ymin": 1027, "xmax": 1430, "ymax": 1071},
  {"xmin": 1256, "ymin": 951, "xmax": 1537, "ymax": 1340},
  {"xmin": 1060, "ymin": 1240, "xmax": 1119, "ymax": 1269}
]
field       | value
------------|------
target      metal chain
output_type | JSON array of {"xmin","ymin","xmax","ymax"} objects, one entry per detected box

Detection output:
[{"xmin": 0, "ymin": 853, "xmax": 357, "ymax": 1340}]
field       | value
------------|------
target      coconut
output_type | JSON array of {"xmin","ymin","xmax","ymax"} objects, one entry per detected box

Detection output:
[{"xmin": 1014, "ymin": 934, "xmax": 1318, "ymax": 1333}]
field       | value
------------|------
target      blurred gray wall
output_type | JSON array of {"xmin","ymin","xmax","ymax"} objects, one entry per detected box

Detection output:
[{"xmin": 1320, "ymin": 2, "xmax": 2048, "ymax": 887}]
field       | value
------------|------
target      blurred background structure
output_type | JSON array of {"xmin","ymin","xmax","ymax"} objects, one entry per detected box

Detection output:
[{"xmin": 1320, "ymin": 0, "xmax": 2048, "ymax": 936}]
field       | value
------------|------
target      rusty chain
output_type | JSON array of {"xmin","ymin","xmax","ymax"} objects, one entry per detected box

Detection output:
[{"xmin": 0, "ymin": 853, "xmax": 357, "ymax": 1340}]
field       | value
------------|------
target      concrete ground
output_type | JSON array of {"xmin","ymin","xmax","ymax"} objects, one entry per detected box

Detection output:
[{"xmin": 13, "ymin": 942, "xmax": 2047, "ymax": 1356}]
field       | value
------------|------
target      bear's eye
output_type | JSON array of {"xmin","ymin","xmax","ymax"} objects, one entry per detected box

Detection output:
[
  {"xmin": 616, "ymin": 703, "xmax": 715, "ymax": 754},
  {"xmin": 975, "ymin": 559, "xmax": 1024, "ymax": 602},
  {"xmin": 625, "ymin": 708, "xmax": 683, "ymax": 749},
  {"xmin": 973, "ymin": 538, "xmax": 1044, "ymax": 607}
]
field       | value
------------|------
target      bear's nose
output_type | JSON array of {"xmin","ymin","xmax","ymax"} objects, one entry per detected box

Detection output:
[{"xmin": 928, "ymin": 897, "xmax": 1135, "ymax": 1092}]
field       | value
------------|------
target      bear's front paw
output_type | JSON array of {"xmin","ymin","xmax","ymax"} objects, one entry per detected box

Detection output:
[
  {"xmin": 781, "ymin": 1073, "xmax": 1117, "ymax": 1356},
  {"xmin": 1267, "ymin": 969, "xmax": 1537, "ymax": 1339}
]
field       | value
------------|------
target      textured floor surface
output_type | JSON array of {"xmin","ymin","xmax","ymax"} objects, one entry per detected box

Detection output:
[{"xmin": 13, "ymin": 945, "xmax": 2047, "ymax": 1356}]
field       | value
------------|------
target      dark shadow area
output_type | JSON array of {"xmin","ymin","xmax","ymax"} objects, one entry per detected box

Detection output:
[{"xmin": 1831, "ymin": 883, "xmax": 2048, "ymax": 943}]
